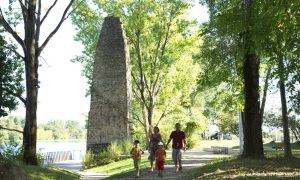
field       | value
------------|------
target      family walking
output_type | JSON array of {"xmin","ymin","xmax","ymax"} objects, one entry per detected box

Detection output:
[{"xmin": 131, "ymin": 123, "xmax": 187, "ymax": 178}]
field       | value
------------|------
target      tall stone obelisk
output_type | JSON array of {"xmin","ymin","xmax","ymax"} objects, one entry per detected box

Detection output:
[{"xmin": 87, "ymin": 16, "xmax": 132, "ymax": 152}]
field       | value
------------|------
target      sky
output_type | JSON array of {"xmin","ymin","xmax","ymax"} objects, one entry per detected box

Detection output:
[{"xmin": 8, "ymin": 1, "xmax": 210, "ymax": 124}]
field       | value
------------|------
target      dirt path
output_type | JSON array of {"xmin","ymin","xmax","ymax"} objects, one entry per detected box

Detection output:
[{"xmin": 117, "ymin": 150, "xmax": 235, "ymax": 180}]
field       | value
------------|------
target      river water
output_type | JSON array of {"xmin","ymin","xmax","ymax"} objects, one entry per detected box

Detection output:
[
  {"xmin": 37, "ymin": 140, "xmax": 86, "ymax": 152},
  {"xmin": 37, "ymin": 140, "xmax": 87, "ymax": 161}
]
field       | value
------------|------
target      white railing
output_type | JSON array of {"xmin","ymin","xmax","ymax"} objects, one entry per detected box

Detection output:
[{"xmin": 40, "ymin": 150, "xmax": 85, "ymax": 165}]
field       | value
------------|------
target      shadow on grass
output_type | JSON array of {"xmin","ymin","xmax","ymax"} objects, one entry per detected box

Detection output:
[
  {"xmin": 21, "ymin": 164, "xmax": 80, "ymax": 180},
  {"xmin": 191, "ymin": 156, "xmax": 300, "ymax": 179}
]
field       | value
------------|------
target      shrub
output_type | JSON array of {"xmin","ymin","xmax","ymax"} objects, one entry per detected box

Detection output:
[
  {"xmin": 82, "ymin": 150, "xmax": 94, "ymax": 169},
  {"xmin": 36, "ymin": 152, "xmax": 45, "ymax": 166},
  {"xmin": 94, "ymin": 150, "xmax": 117, "ymax": 166},
  {"xmin": 119, "ymin": 139, "xmax": 132, "ymax": 155},
  {"xmin": 184, "ymin": 121, "xmax": 201, "ymax": 149},
  {"xmin": 0, "ymin": 141, "xmax": 23, "ymax": 162},
  {"xmin": 82, "ymin": 139, "xmax": 133, "ymax": 169}
]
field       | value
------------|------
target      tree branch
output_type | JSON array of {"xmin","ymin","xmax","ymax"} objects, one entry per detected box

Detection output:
[
  {"xmin": 131, "ymin": 72, "xmax": 142, "ymax": 93},
  {"xmin": 40, "ymin": 0, "xmax": 58, "ymax": 25},
  {"xmin": 143, "ymin": 74, "xmax": 152, "ymax": 95},
  {"xmin": 3, "ymin": 45, "xmax": 25, "ymax": 60},
  {"xmin": 155, "ymin": 99, "xmax": 173, "ymax": 127},
  {"xmin": 133, "ymin": 113, "xmax": 145, "ymax": 127},
  {"xmin": 18, "ymin": 0, "xmax": 28, "ymax": 25},
  {"xmin": 3, "ymin": 88, "xmax": 27, "ymax": 107},
  {"xmin": 155, "ymin": 74, "xmax": 166, "ymax": 96},
  {"xmin": 35, "ymin": 0, "xmax": 42, "ymax": 50},
  {"xmin": 132, "ymin": 86, "xmax": 142, "ymax": 100},
  {"xmin": 0, "ymin": 125, "xmax": 23, "ymax": 134},
  {"xmin": 260, "ymin": 67, "xmax": 271, "ymax": 120},
  {"xmin": 38, "ymin": 0, "xmax": 75, "ymax": 55},
  {"xmin": 0, "ymin": 8, "xmax": 25, "ymax": 51}
]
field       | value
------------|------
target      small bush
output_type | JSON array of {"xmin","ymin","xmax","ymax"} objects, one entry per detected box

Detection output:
[
  {"xmin": 119, "ymin": 139, "xmax": 132, "ymax": 155},
  {"xmin": 36, "ymin": 153, "xmax": 45, "ymax": 166},
  {"xmin": 82, "ymin": 150, "xmax": 94, "ymax": 168},
  {"xmin": 82, "ymin": 139, "xmax": 133, "ymax": 169},
  {"xmin": 94, "ymin": 150, "xmax": 117, "ymax": 166},
  {"xmin": 184, "ymin": 121, "xmax": 201, "ymax": 149},
  {"xmin": 0, "ymin": 141, "xmax": 23, "ymax": 162}
]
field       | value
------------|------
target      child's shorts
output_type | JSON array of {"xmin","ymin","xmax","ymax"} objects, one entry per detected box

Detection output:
[
  {"xmin": 156, "ymin": 160, "xmax": 165, "ymax": 170},
  {"xmin": 133, "ymin": 159, "xmax": 141, "ymax": 169}
]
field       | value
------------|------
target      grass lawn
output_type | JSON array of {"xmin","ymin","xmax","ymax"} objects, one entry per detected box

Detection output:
[
  {"xmin": 191, "ymin": 142, "xmax": 300, "ymax": 179},
  {"xmin": 20, "ymin": 163, "xmax": 80, "ymax": 180},
  {"xmin": 87, "ymin": 156, "xmax": 173, "ymax": 179}
]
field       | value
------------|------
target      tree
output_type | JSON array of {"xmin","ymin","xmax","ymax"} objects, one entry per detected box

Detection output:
[
  {"xmin": 199, "ymin": 0, "xmax": 264, "ymax": 158},
  {"xmin": 259, "ymin": 0, "xmax": 300, "ymax": 157},
  {"xmin": 0, "ymin": 31, "xmax": 24, "ymax": 117},
  {"xmin": 242, "ymin": 0, "xmax": 264, "ymax": 158},
  {"xmin": 0, "ymin": 0, "xmax": 76, "ymax": 165},
  {"xmin": 72, "ymin": 0, "xmax": 201, "ymax": 144}
]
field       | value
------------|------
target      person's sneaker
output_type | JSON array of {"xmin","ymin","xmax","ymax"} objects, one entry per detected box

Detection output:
[{"xmin": 175, "ymin": 167, "xmax": 179, "ymax": 173}]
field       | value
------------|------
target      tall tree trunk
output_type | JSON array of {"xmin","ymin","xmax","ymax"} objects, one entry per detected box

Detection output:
[
  {"xmin": 0, "ymin": 0, "xmax": 75, "ymax": 165},
  {"xmin": 23, "ymin": 0, "xmax": 38, "ymax": 165},
  {"xmin": 242, "ymin": 0, "xmax": 264, "ymax": 159},
  {"xmin": 260, "ymin": 68, "xmax": 271, "ymax": 120},
  {"xmin": 278, "ymin": 55, "xmax": 292, "ymax": 158},
  {"xmin": 141, "ymin": 104, "xmax": 150, "ymax": 148},
  {"xmin": 243, "ymin": 54, "xmax": 264, "ymax": 158}
]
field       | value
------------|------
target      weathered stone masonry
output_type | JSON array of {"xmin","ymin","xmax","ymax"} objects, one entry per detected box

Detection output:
[{"xmin": 87, "ymin": 16, "xmax": 132, "ymax": 152}]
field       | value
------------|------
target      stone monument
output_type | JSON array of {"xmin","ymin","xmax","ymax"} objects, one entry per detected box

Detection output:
[{"xmin": 87, "ymin": 16, "xmax": 132, "ymax": 152}]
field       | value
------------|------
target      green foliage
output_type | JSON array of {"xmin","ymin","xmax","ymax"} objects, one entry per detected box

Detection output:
[
  {"xmin": 0, "ymin": 116, "xmax": 24, "ymax": 142},
  {"xmin": 198, "ymin": 0, "xmax": 300, "ymax": 114},
  {"xmin": 217, "ymin": 112, "xmax": 239, "ymax": 135},
  {"xmin": 82, "ymin": 150, "xmax": 95, "ymax": 169},
  {"xmin": 94, "ymin": 149, "xmax": 116, "ymax": 166},
  {"xmin": 183, "ymin": 121, "xmax": 201, "ymax": 149},
  {"xmin": 0, "ymin": 31, "xmax": 24, "ymax": 117},
  {"xmin": 0, "ymin": 117, "xmax": 86, "ymax": 141},
  {"xmin": 0, "ymin": 140, "xmax": 23, "ymax": 162},
  {"xmin": 264, "ymin": 110, "xmax": 300, "ymax": 140},
  {"xmin": 83, "ymin": 139, "xmax": 133, "ymax": 169},
  {"xmin": 38, "ymin": 120, "xmax": 86, "ymax": 140}
]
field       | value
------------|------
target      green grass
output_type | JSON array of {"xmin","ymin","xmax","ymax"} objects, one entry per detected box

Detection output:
[
  {"xmin": 191, "ymin": 143, "xmax": 300, "ymax": 179},
  {"xmin": 87, "ymin": 156, "xmax": 173, "ymax": 179},
  {"xmin": 20, "ymin": 164, "xmax": 80, "ymax": 180}
]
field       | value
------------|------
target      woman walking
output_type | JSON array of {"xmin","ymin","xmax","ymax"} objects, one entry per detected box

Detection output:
[{"xmin": 148, "ymin": 126, "xmax": 165, "ymax": 172}]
